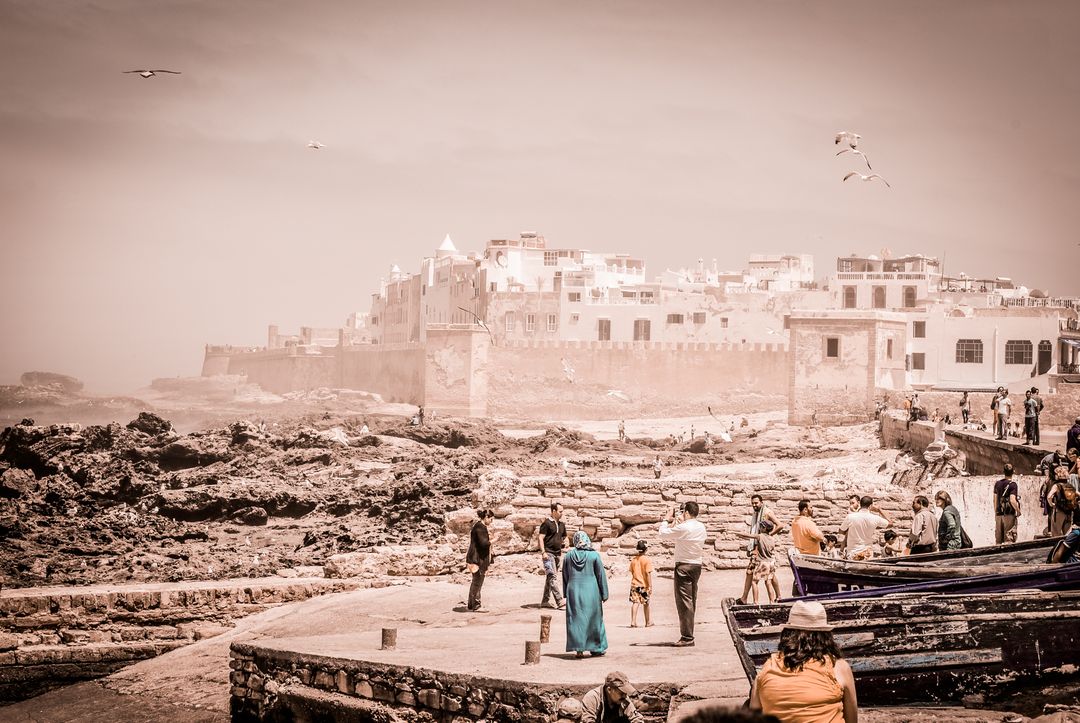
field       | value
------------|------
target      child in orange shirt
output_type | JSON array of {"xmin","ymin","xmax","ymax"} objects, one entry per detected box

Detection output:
[{"xmin": 629, "ymin": 540, "xmax": 653, "ymax": 627}]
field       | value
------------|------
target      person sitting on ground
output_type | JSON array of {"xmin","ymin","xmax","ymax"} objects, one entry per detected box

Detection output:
[
  {"xmin": 629, "ymin": 540, "xmax": 653, "ymax": 628},
  {"xmin": 905, "ymin": 495, "xmax": 938, "ymax": 555},
  {"xmin": 935, "ymin": 491, "xmax": 963, "ymax": 550},
  {"xmin": 840, "ymin": 496, "xmax": 891, "ymax": 560},
  {"xmin": 750, "ymin": 600, "xmax": 859, "ymax": 723},
  {"xmin": 580, "ymin": 671, "xmax": 644, "ymax": 723},
  {"xmin": 881, "ymin": 530, "xmax": 903, "ymax": 557}
]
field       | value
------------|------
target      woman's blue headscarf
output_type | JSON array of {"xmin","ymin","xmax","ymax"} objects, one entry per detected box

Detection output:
[{"xmin": 573, "ymin": 531, "xmax": 592, "ymax": 550}]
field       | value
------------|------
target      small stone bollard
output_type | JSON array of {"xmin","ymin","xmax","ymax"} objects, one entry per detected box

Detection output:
[
  {"xmin": 381, "ymin": 628, "xmax": 397, "ymax": 650},
  {"xmin": 540, "ymin": 614, "xmax": 552, "ymax": 644},
  {"xmin": 524, "ymin": 640, "xmax": 541, "ymax": 665}
]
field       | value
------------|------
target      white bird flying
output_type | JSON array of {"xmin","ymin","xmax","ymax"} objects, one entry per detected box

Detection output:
[
  {"xmin": 834, "ymin": 131, "xmax": 861, "ymax": 149},
  {"xmin": 561, "ymin": 358, "xmax": 575, "ymax": 383},
  {"xmin": 835, "ymin": 147, "xmax": 872, "ymax": 170},
  {"xmin": 123, "ymin": 69, "xmax": 181, "ymax": 78},
  {"xmin": 307, "ymin": 141, "xmax": 325, "ymax": 149},
  {"xmin": 843, "ymin": 171, "xmax": 891, "ymax": 188}
]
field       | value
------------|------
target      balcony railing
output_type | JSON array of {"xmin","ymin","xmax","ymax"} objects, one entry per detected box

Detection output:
[{"xmin": 835, "ymin": 272, "xmax": 929, "ymax": 281}]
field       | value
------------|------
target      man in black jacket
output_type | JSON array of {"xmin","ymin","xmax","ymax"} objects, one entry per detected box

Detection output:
[
  {"xmin": 466, "ymin": 510, "xmax": 494, "ymax": 611},
  {"xmin": 1068, "ymin": 418, "xmax": 1080, "ymax": 457}
]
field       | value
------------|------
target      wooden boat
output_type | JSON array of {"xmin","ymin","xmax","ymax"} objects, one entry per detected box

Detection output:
[
  {"xmin": 723, "ymin": 590, "xmax": 1080, "ymax": 706},
  {"xmin": 790, "ymin": 561, "xmax": 1080, "ymax": 601},
  {"xmin": 789, "ymin": 537, "xmax": 1062, "ymax": 596}
]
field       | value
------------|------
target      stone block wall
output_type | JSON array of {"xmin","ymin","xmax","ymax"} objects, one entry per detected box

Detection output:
[
  {"xmin": 0, "ymin": 577, "xmax": 362, "ymax": 703},
  {"xmin": 448, "ymin": 476, "xmax": 917, "ymax": 571},
  {"xmin": 229, "ymin": 643, "xmax": 675, "ymax": 723}
]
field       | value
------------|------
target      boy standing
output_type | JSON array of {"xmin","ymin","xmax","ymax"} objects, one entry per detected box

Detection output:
[{"xmin": 629, "ymin": 540, "xmax": 653, "ymax": 628}]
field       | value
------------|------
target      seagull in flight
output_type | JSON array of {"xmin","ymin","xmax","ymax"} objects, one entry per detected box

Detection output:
[
  {"xmin": 835, "ymin": 147, "xmax": 872, "ymax": 170},
  {"xmin": 835, "ymin": 131, "xmax": 861, "ymax": 149},
  {"xmin": 123, "ymin": 69, "xmax": 181, "ymax": 78},
  {"xmin": 307, "ymin": 140, "xmax": 326, "ymax": 150},
  {"xmin": 843, "ymin": 171, "xmax": 891, "ymax": 188}
]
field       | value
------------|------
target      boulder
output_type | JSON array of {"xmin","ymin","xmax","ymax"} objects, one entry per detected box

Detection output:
[
  {"xmin": 472, "ymin": 468, "xmax": 522, "ymax": 509},
  {"xmin": 324, "ymin": 544, "xmax": 459, "ymax": 578},
  {"xmin": 232, "ymin": 506, "xmax": 269, "ymax": 525},
  {"xmin": 0, "ymin": 468, "xmax": 35, "ymax": 498},
  {"xmin": 127, "ymin": 412, "xmax": 174, "ymax": 437}
]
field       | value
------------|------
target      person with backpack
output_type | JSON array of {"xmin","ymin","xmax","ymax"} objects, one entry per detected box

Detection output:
[
  {"xmin": 1037, "ymin": 449, "xmax": 1070, "ymax": 536},
  {"xmin": 994, "ymin": 464, "xmax": 1021, "ymax": 544},
  {"xmin": 1048, "ymin": 475, "xmax": 1078, "ymax": 537}
]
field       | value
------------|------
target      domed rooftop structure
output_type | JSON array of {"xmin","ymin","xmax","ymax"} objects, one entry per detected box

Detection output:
[{"xmin": 1030, "ymin": 289, "xmax": 1048, "ymax": 299}]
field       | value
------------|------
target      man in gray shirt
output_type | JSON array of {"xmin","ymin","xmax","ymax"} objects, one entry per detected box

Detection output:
[{"xmin": 906, "ymin": 496, "xmax": 938, "ymax": 555}]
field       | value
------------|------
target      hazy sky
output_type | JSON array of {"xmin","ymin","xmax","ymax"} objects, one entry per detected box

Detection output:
[{"xmin": 2, "ymin": 0, "xmax": 1078, "ymax": 392}]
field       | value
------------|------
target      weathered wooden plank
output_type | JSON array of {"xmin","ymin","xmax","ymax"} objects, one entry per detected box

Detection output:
[
  {"xmin": 848, "ymin": 648, "xmax": 1003, "ymax": 673},
  {"xmin": 744, "ymin": 632, "xmax": 876, "ymax": 655}
]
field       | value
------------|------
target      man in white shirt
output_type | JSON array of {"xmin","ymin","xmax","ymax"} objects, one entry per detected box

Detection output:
[
  {"xmin": 659, "ymin": 500, "xmax": 707, "ymax": 647},
  {"xmin": 840, "ymin": 496, "xmax": 892, "ymax": 559}
]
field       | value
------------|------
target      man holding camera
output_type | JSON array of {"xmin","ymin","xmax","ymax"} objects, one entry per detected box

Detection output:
[{"xmin": 659, "ymin": 501, "xmax": 706, "ymax": 647}]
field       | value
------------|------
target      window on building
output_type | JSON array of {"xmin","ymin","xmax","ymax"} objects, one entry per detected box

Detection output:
[
  {"xmin": 693, "ymin": 312, "xmax": 706, "ymax": 324},
  {"xmin": 913, "ymin": 321, "xmax": 926, "ymax": 338},
  {"xmin": 489, "ymin": 282, "xmax": 497, "ymax": 292},
  {"xmin": 955, "ymin": 339, "xmax": 983, "ymax": 364},
  {"xmin": 887, "ymin": 339, "xmax": 893, "ymax": 359},
  {"xmin": 570, "ymin": 313, "xmax": 580, "ymax": 324},
  {"xmin": 838, "ymin": 259, "xmax": 853, "ymax": 273},
  {"xmin": 504, "ymin": 312, "xmax": 514, "ymax": 332},
  {"xmin": 721, "ymin": 317, "xmax": 729, "ymax": 328},
  {"xmin": 543, "ymin": 251, "xmax": 557, "ymax": 267},
  {"xmin": 911, "ymin": 352, "xmax": 926, "ymax": 370},
  {"xmin": 568, "ymin": 292, "xmax": 581, "ymax": 302},
  {"xmin": 903, "ymin": 286, "xmax": 917, "ymax": 308},
  {"xmin": 371, "ymin": 316, "xmax": 379, "ymax": 326},
  {"xmin": 640, "ymin": 291, "xmax": 655, "ymax": 304},
  {"xmin": 598, "ymin": 319, "xmax": 611, "ymax": 341},
  {"xmin": 826, "ymin": 337, "xmax": 840, "ymax": 358},
  {"xmin": 526, "ymin": 314, "xmax": 536, "ymax": 333},
  {"xmin": 666, "ymin": 313, "xmax": 684, "ymax": 324},
  {"xmin": 843, "ymin": 286, "xmax": 857, "ymax": 309},
  {"xmin": 547, "ymin": 314, "xmax": 557, "ymax": 332},
  {"xmin": 783, "ymin": 315, "xmax": 790, "ymax": 330},
  {"xmin": 1005, "ymin": 340, "xmax": 1033, "ymax": 365},
  {"xmin": 872, "ymin": 286, "xmax": 886, "ymax": 309},
  {"xmin": 633, "ymin": 319, "xmax": 651, "ymax": 341}
]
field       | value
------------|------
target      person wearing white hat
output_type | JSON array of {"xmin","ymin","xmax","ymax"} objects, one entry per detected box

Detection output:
[{"xmin": 750, "ymin": 601, "xmax": 858, "ymax": 723}]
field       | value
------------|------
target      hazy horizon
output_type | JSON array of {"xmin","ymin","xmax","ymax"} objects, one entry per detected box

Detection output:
[{"xmin": 2, "ymin": 0, "xmax": 1078, "ymax": 393}]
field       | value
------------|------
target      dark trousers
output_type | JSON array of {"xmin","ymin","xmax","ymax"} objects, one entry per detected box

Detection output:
[
  {"xmin": 468, "ymin": 566, "xmax": 487, "ymax": 610},
  {"xmin": 1032, "ymin": 416, "xmax": 1041, "ymax": 445},
  {"xmin": 673, "ymin": 562, "xmax": 702, "ymax": 641},
  {"xmin": 1024, "ymin": 417, "xmax": 1036, "ymax": 444},
  {"xmin": 540, "ymin": 553, "xmax": 563, "ymax": 606},
  {"xmin": 909, "ymin": 543, "xmax": 937, "ymax": 555},
  {"xmin": 961, "ymin": 409, "xmax": 969, "ymax": 424}
]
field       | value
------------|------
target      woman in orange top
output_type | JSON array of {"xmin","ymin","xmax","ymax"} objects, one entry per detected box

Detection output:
[{"xmin": 749, "ymin": 600, "xmax": 858, "ymax": 723}]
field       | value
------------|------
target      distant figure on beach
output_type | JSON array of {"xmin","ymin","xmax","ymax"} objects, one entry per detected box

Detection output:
[
  {"xmin": 629, "ymin": 540, "xmax": 653, "ymax": 628},
  {"xmin": 959, "ymin": 392, "xmax": 970, "ymax": 424},
  {"xmin": 580, "ymin": 671, "xmax": 644, "ymax": 723},
  {"xmin": 417, "ymin": 405, "xmax": 425, "ymax": 427},
  {"xmin": 994, "ymin": 464, "xmax": 1021, "ymax": 544},
  {"xmin": 562, "ymin": 531, "xmax": 608, "ymax": 658},
  {"xmin": 653, "ymin": 456, "xmax": 663, "ymax": 479},
  {"xmin": 465, "ymin": 509, "xmax": 494, "ymax": 611},
  {"xmin": 750, "ymin": 601, "xmax": 858, "ymax": 722},
  {"xmin": 618, "ymin": 420, "xmax": 626, "ymax": 441}
]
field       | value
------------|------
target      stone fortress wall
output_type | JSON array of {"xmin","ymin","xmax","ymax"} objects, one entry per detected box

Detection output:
[{"xmin": 204, "ymin": 329, "xmax": 790, "ymax": 419}]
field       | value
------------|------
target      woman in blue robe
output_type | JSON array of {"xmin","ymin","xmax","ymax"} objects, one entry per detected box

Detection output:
[{"xmin": 562, "ymin": 531, "xmax": 609, "ymax": 657}]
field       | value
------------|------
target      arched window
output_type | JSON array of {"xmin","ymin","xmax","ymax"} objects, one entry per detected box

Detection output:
[
  {"xmin": 1004, "ymin": 340, "xmax": 1033, "ymax": 365},
  {"xmin": 872, "ymin": 286, "xmax": 886, "ymax": 309},
  {"xmin": 843, "ymin": 286, "xmax": 857, "ymax": 308},
  {"xmin": 955, "ymin": 339, "xmax": 983, "ymax": 364},
  {"xmin": 903, "ymin": 286, "xmax": 917, "ymax": 308}
]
